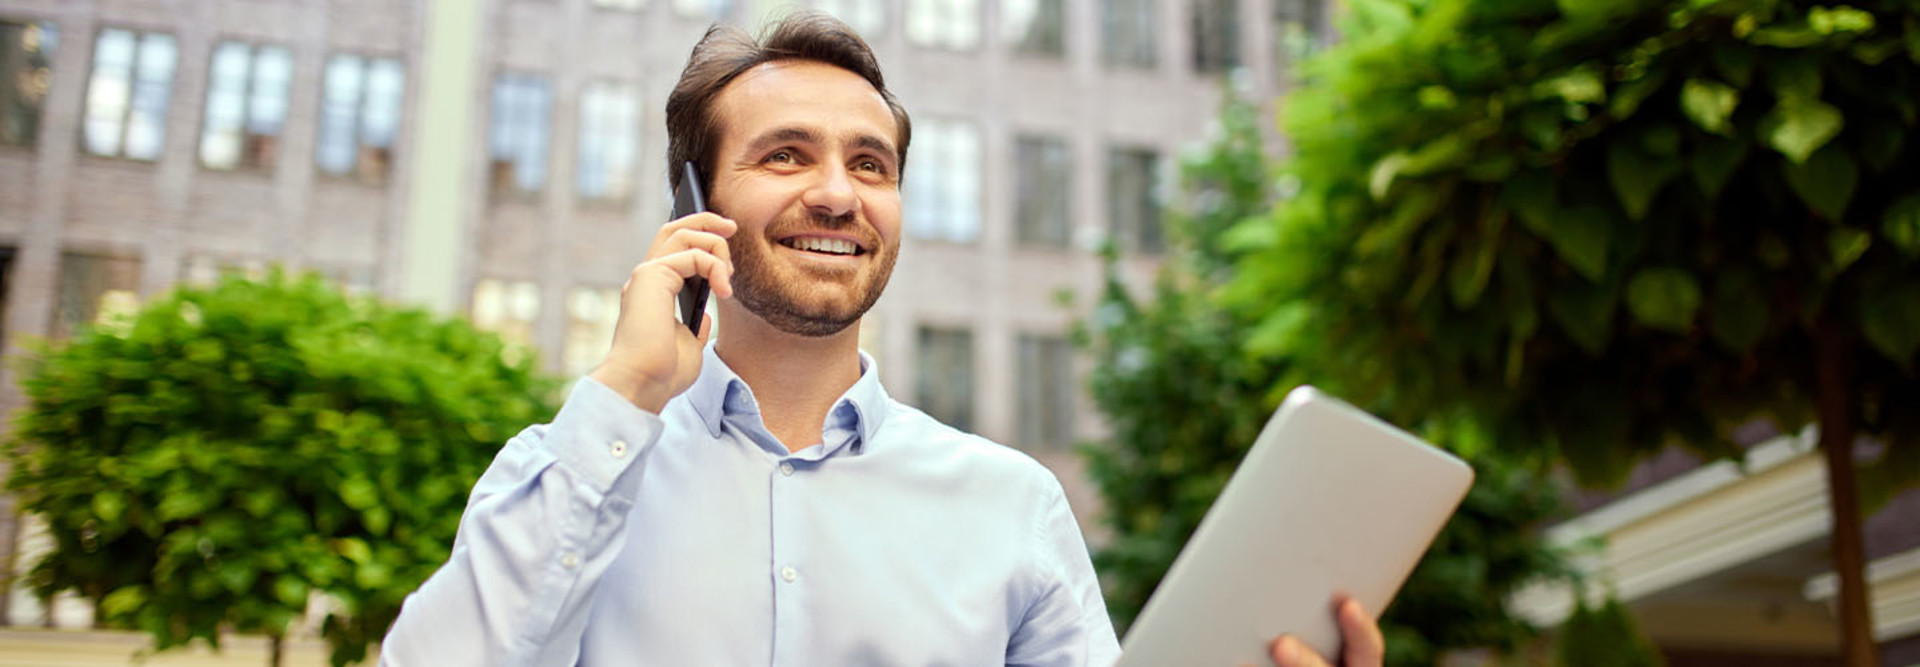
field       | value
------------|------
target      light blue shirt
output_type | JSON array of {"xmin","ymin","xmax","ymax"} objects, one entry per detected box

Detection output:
[{"xmin": 382, "ymin": 345, "xmax": 1120, "ymax": 666}]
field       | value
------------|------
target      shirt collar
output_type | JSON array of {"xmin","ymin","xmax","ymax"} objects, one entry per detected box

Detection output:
[{"xmin": 685, "ymin": 343, "xmax": 890, "ymax": 449}]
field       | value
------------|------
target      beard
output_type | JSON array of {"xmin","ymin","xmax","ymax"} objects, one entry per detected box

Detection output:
[{"xmin": 722, "ymin": 206, "xmax": 898, "ymax": 338}]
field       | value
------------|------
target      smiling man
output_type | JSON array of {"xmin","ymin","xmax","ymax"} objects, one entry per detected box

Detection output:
[{"xmin": 381, "ymin": 12, "xmax": 1380, "ymax": 667}]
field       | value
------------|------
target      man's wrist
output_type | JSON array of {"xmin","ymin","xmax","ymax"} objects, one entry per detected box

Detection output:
[{"xmin": 587, "ymin": 366, "xmax": 671, "ymax": 414}]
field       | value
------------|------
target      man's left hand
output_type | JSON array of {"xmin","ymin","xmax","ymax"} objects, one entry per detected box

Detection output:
[{"xmin": 1266, "ymin": 597, "xmax": 1384, "ymax": 667}]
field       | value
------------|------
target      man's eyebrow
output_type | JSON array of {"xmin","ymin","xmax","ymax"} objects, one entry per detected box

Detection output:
[
  {"xmin": 740, "ymin": 126, "xmax": 898, "ymax": 164},
  {"xmin": 742, "ymin": 127, "xmax": 822, "ymax": 156},
  {"xmin": 850, "ymin": 133, "xmax": 898, "ymax": 163}
]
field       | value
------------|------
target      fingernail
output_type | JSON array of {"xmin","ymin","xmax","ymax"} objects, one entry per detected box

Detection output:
[{"xmin": 1282, "ymin": 638, "xmax": 1301, "ymax": 663}]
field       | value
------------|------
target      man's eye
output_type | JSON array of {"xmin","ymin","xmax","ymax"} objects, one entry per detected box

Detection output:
[
  {"xmin": 856, "ymin": 159, "xmax": 884, "ymax": 173},
  {"xmin": 767, "ymin": 150, "xmax": 794, "ymax": 163}
]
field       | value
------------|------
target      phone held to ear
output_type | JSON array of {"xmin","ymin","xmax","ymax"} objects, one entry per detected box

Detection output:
[{"xmin": 673, "ymin": 161, "xmax": 709, "ymax": 334}]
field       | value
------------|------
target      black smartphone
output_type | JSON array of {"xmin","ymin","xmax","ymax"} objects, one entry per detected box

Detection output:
[{"xmin": 672, "ymin": 161, "xmax": 709, "ymax": 334}]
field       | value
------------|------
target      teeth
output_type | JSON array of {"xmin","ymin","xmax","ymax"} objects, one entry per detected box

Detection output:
[{"xmin": 785, "ymin": 237, "xmax": 858, "ymax": 255}]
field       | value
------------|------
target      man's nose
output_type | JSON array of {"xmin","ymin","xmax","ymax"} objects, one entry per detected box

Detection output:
[{"xmin": 801, "ymin": 163, "xmax": 859, "ymax": 217}]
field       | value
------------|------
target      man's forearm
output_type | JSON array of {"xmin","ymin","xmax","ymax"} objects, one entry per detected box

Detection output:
[{"xmin": 380, "ymin": 378, "xmax": 663, "ymax": 666}]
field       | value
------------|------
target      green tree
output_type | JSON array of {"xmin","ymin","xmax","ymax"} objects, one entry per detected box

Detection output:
[
  {"xmin": 6, "ymin": 271, "xmax": 556, "ymax": 666},
  {"xmin": 1080, "ymin": 99, "xmax": 1575, "ymax": 665},
  {"xmin": 1225, "ymin": 0, "xmax": 1920, "ymax": 663}
]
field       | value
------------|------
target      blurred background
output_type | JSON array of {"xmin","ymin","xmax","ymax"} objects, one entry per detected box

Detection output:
[{"xmin": 0, "ymin": 0, "xmax": 1917, "ymax": 665}]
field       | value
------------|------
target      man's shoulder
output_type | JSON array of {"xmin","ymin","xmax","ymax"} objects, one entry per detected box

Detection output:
[{"xmin": 878, "ymin": 399, "xmax": 1063, "ymax": 489}]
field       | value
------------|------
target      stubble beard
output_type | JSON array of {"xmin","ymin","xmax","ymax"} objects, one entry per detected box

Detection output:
[{"xmin": 723, "ymin": 207, "xmax": 897, "ymax": 338}]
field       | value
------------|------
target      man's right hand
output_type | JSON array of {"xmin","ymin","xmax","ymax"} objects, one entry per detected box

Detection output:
[{"xmin": 588, "ymin": 212, "xmax": 736, "ymax": 413}]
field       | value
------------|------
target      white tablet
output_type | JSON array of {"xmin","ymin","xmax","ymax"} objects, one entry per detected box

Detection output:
[{"xmin": 1114, "ymin": 386, "xmax": 1474, "ymax": 666}]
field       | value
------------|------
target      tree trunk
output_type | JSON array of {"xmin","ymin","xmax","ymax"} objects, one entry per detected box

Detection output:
[
  {"xmin": 269, "ymin": 633, "xmax": 284, "ymax": 667},
  {"xmin": 1816, "ymin": 322, "xmax": 1880, "ymax": 667}
]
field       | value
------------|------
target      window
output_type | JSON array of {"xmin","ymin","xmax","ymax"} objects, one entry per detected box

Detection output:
[
  {"xmin": 1101, "ymin": 0, "xmax": 1155, "ymax": 69},
  {"xmin": 902, "ymin": 118, "xmax": 981, "ymax": 243},
  {"xmin": 576, "ymin": 81, "xmax": 640, "ymax": 204},
  {"xmin": 1191, "ymin": 0, "xmax": 1240, "ymax": 74},
  {"xmin": 54, "ymin": 252, "xmax": 140, "ymax": 339},
  {"xmin": 199, "ymin": 42, "xmax": 291, "ymax": 170},
  {"xmin": 0, "ymin": 19, "xmax": 58, "ymax": 149},
  {"xmin": 593, "ymin": 0, "xmax": 646, "ymax": 10},
  {"xmin": 1002, "ymin": 0, "xmax": 1064, "ymax": 58},
  {"xmin": 563, "ymin": 287, "xmax": 620, "ymax": 378},
  {"xmin": 1016, "ymin": 334, "xmax": 1075, "ymax": 450},
  {"xmin": 1014, "ymin": 134, "xmax": 1071, "ymax": 248},
  {"xmin": 673, "ymin": 0, "xmax": 734, "ymax": 20},
  {"xmin": 1107, "ymin": 145, "xmax": 1164, "ymax": 254},
  {"xmin": 915, "ymin": 326, "xmax": 974, "ymax": 432},
  {"xmin": 471, "ymin": 278, "xmax": 542, "ymax": 355},
  {"xmin": 82, "ymin": 28, "xmax": 176, "ymax": 160},
  {"xmin": 906, "ymin": 0, "xmax": 980, "ymax": 51},
  {"xmin": 1273, "ymin": 0, "xmax": 1326, "ymax": 84},
  {"xmin": 814, "ymin": 0, "xmax": 885, "ymax": 35},
  {"xmin": 316, "ymin": 54, "xmax": 405, "ymax": 184},
  {"xmin": 488, "ymin": 73, "xmax": 552, "ymax": 199}
]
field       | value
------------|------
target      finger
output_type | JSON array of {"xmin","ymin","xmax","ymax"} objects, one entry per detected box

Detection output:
[
  {"xmin": 632, "ymin": 249, "xmax": 730, "ymax": 300},
  {"xmin": 661, "ymin": 212, "xmax": 737, "ymax": 239},
  {"xmin": 1336, "ymin": 598, "xmax": 1385, "ymax": 667},
  {"xmin": 650, "ymin": 228, "xmax": 734, "ymax": 265},
  {"xmin": 695, "ymin": 306, "xmax": 714, "ymax": 343},
  {"xmin": 1268, "ymin": 635, "xmax": 1331, "ymax": 667}
]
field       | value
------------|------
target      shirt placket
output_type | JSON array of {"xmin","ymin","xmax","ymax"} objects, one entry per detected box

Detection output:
[{"xmin": 768, "ymin": 454, "xmax": 807, "ymax": 666}]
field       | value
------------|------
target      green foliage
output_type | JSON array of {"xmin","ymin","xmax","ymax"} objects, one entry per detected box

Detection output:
[
  {"xmin": 1555, "ymin": 597, "xmax": 1665, "ymax": 667},
  {"xmin": 6, "ymin": 271, "xmax": 556, "ymax": 666},
  {"xmin": 1080, "ymin": 99, "xmax": 1575, "ymax": 665},
  {"xmin": 1227, "ymin": 0, "xmax": 1920, "ymax": 495}
]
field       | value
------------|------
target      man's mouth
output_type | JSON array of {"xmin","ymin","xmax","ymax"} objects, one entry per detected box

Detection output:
[{"xmin": 778, "ymin": 235, "xmax": 868, "ymax": 257}]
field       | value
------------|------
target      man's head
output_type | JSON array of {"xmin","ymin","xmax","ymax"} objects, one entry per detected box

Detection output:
[{"xmin": 666, "ymin": 12, "xmax": 911, "ymax": 338}]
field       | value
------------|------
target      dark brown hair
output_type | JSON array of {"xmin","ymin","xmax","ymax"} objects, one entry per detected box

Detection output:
[{"xmin": 665, "ymin": 11, "xmax": 912, "ymax": 196}]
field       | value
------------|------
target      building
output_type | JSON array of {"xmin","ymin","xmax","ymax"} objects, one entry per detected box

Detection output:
[
  {"xmin": 0, "ymin": 0, "xmax": 1318, "ymax": 627},
  {"xmin": 1514, "ymin": 430, "xmax": 1920, "ymax": 666}
]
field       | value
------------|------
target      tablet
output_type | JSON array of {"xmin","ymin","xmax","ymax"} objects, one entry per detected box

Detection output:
[{"xmin": 1114, "ymin": 386, "xmax": 1474, "ymax": 666}]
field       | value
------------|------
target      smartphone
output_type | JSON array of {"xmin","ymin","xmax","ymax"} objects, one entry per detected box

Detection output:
[{"xmin": 673, "ymin": 161, "xmax": 709, "ymax": 334}]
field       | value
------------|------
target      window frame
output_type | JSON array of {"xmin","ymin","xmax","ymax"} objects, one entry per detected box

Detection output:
[
  {"xmin": 196, "ymin": 39, "xmax": 294, "ymax": 172},
  {"xmin": 1106, "ymin": 143, "xmax": 1166, "ymax": 255},
  {"xmin": 486, "ymin": 70, "xmax": 554, "ymax": 203},
  {"xmin": 1013, "ymin": 132, "xmax": 1073, "ymax": 249},
  {"xmin": 79, "ymin": 26, "xmax": 178, "ymax": 162},
  {"xmin": 574, "ymin": 79, "xmax": 642, "ymax": 206},
  {"xmin": 314, "ymin": 52, "xmax": 407, "ymax": 186},
  {"xmin": 1002, "ymin": 0, "xmax": 1066, "ymax": 60},
  {"xmin": 0, "ymin": 17, "xmax": 60, "ymax": 151},
  {"xmin": 902, "ymin": 117, "xmax": 983, "ymax": 245},
  {"xmin": 1099, "ymin": 0, "xmax": 1157, "ymax": 70}
]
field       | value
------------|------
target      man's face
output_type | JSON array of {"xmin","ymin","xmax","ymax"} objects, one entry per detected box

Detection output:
[{"xmin": 707, "ymin": 60, "xmax": 903, "ymax": 338}]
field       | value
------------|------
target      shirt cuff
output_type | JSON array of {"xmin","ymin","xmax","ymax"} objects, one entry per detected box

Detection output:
[{"xmin": 541, "ymin": 376, "xmax": 667, "ymax": 496}]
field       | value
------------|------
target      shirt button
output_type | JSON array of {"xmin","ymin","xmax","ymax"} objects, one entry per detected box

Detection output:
[
  {"xmin": 610, "ymin": 440, "xmax": 628, "ymax": 458},
  {"xmin": 779, "ymin": 462, "xmax": 795, "ymax": 476},
  {"xmin": 780, "ymin": 566, "xmax": 797, "ymax": 583},
  {"xmin": 561, "ymin": 552, "xmax": 580, "ymax": 569}
]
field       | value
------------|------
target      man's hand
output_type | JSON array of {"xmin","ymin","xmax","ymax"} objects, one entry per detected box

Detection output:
[
  {"xmin": 1266, "ymin": 597, "xmax": 1385, "ymax": 667},
  {"xmin": 589, "ymin": 212, "xmax": 736, "ymax": 413}
]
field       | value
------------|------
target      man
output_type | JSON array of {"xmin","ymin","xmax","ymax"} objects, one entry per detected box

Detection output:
[{"xmin": 382, "ymin": 12, "xmax": 1383, "ymax": 666}]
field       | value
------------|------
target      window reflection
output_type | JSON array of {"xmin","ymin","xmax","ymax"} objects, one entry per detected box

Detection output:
[{"xmin": 84, "ymin": 29, "xmax": 178, "ymax": 160}]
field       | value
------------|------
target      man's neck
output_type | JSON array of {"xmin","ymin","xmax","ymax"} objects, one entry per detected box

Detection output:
[{"xmin": 713, "ymin": 304, "xmax": 865, "ymax": 453}]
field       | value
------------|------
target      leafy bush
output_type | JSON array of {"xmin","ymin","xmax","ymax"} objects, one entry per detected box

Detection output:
[{"xmin": 6, "ymin": 271, "xmax": 556, "ymax": 666}]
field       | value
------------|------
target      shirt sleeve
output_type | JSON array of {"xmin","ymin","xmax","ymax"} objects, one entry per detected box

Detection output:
[
  {"xmin": 381, "ymin": 377, "xmax": 665, "ymax": 667},
  {"xmin": 1006, "ymin": 474, "xmax": 1123, "ymax": 667}
]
